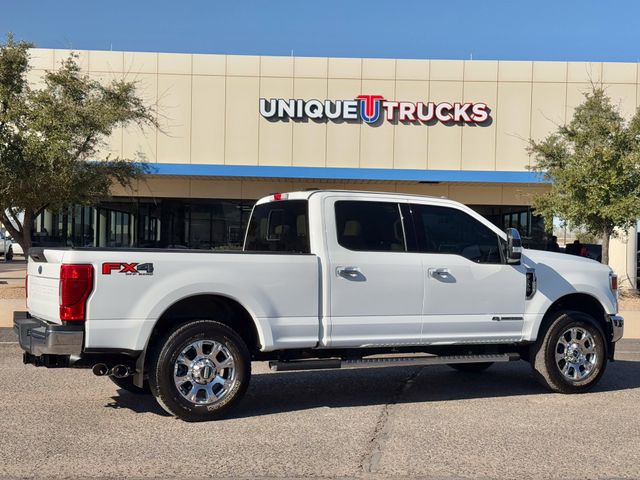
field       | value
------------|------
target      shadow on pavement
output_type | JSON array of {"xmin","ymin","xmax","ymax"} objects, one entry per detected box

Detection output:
[
  {"xmin": 106, "ymin": 390, "xmax": 171, "ymax": 416},
  {"xmin": 105, "ymin": 359, "xmax": 640, "ymax": 419}
]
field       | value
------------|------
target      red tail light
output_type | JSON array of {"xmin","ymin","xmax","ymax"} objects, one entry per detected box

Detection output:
[{"xmin": 60, "ymin": 264, "xmax": 94, "ymax": 321}]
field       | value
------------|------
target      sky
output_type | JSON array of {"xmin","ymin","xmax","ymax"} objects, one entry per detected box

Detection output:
[{"xmin": 1, "ymin": 1, "xmax": 640, "ymax": 62}]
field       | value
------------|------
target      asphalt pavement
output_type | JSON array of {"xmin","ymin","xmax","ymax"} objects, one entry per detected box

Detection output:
[{"xmin": 1, "ymin": 328, "xmax": 639, "ymax": 479}]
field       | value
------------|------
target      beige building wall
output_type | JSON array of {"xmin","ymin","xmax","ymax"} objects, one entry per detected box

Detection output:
[
  {"xmin": 25, "ymin": 49, "xmax": 639, "ymax": 271},
  {"xmin": 27, "ymin": 49, "xmax": 640, "ymax": 173}
]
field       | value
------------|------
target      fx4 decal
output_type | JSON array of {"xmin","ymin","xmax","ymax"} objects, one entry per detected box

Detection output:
[{"xmin": 102, "ymin": 262, "xmax": 154, "ymax": 276}]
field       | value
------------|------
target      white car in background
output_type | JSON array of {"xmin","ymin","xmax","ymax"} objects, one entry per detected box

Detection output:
[
  {"xmin": 10, "ymin": 239, "xmax": 24, "ymax": 256},
  {"xmin": 0, "ymin": 231, "xmax": 14, "ymax": 261}
]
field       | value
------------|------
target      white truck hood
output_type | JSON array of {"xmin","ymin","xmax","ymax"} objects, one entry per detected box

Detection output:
[{"xmin": 522, "ymin": 248, "xmax": 617, "ymax": 315}]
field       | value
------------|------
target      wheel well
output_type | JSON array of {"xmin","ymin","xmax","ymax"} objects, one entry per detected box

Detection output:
[
  {"xmin": 147, "ymin": 294, "xmax": 261, "ymax": 358},
  {"xmin": 542, "ymin": 293, "xmax": 608, "ymax": 336}
]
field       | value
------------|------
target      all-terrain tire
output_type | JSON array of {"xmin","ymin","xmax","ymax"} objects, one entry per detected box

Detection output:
[
  {"xmin": 530, "ymin": 310, "xmax": 607, "ymax": 393},
  {"xmin": 149, "ymin": 320, "xmax": 251, "ymax": 422}
]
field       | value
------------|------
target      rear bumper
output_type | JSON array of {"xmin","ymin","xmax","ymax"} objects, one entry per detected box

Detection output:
[
  {"xmin": 610, "ymin": 314, "xmax": 624, "ymax": 342},
  {"xmin": 13, "ymin": 311, "xmax": 83, "ymax": 356}
]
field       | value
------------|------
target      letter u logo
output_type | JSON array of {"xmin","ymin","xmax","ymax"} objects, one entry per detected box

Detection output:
[{"xmin": 356, "ymin": 95, "xmax": 384, "ymax": 123}]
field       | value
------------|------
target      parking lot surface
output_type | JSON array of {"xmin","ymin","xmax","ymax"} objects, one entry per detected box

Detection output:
[{"xmin": 1, "ymin": 329, "xmax": 639, "ymax": 480}]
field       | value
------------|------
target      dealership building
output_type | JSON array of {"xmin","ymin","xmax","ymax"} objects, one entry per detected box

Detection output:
[{"xmin": 25, "ymin": 48, "xmax": 639, "ymax": 287}]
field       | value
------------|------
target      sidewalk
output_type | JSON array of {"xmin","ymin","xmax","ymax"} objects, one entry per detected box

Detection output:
[{"xmin": 0, "ymin": 260, "xmax": 26, "ymax": 328}]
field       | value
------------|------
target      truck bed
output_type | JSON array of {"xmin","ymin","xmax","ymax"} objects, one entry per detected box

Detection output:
[{"xmin": 27, "ymin": 247, "xmax": 321, "ymax": 352}]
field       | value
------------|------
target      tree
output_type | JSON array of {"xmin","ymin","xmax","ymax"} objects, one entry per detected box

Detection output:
[
  {"xmin": 528, "ymin": 85, "xmax": 640, "ymax": 265},
  {"xmin": 0, "ymin": 34, "xmax": 155, "ymax": 253}
]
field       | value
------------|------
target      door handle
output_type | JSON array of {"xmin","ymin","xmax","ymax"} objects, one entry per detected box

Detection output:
[
  {"xmin": 336, "ymin": 266, "xmax": 361, "ymax": 279},
  {"xmin": 429, "ymin": 267, "xmax": 450, "ymax": 278}
]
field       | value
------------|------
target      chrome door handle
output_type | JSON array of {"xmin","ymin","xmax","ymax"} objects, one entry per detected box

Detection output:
[
  {"xmin": 336, "ymin": 266, "xmax": 361, "ymax": 278},
  {"xmin": 429, "ymin": 267, "xmax": 450, "ymax": 278}
]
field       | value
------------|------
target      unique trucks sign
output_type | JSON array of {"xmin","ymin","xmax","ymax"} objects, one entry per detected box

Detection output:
[{"xmin": 259, "ymin": 95, "xmax": 490, "ymax": 125}]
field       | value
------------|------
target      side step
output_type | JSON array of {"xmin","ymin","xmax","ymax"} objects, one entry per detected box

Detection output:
[{"xmin": 270, "ymin": 353, "xmax": 520, "ymax": 372}]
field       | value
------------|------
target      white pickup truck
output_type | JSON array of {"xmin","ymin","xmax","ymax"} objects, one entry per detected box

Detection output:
[{"xmin": 15, "ymin": 190, "xmax": 624, "ymax": 421}]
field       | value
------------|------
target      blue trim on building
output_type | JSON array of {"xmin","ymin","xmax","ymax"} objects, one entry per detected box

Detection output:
[{"xmin": 148, "ymin": 163, "xmax": 548, "ymax": 184}]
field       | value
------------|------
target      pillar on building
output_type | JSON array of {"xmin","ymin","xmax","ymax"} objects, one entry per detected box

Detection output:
[
  {"xmin": 609, "ymin": 225, "xmax": 637, "ymax": 290},
  {"xmin": 43, "ymin": 211, "xmax": 53, "ymax": 236},
  {"xmin": 98, "ymin": 209, "xmax": 107, "ymax": 247}
]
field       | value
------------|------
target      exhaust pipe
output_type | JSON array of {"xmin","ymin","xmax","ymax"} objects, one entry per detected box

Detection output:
[
  {"xmin": 112, "ymin": 364, "xmax": 132, "ymax": 379},
  {"xmin": 92, "ymin": 363, "xmax": 110, "ymax": 376}
]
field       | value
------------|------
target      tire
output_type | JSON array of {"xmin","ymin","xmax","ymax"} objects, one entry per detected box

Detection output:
[
  {"xmin": 149, "ymin": 320, "xmax": 251, "ymax": 422},
  {"xmin": 110, "ymin": 375, "xmax": 151, "ymax": 395},
  {"xmin": 5, "ymin": 247, "xmax": 12, "ymax": 262},
  {"xmin": 448, "ymin": 362, "xmax": 494, "ymax": 373},
  {"xmin": 530, "ymin": 310, "xmax": 607, "ymax": 393}
]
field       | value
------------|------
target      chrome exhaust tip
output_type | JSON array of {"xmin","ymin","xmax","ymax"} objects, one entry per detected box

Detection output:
[
  {"xmin": 112, "ymin": 364, "xmax": 131, "ymax": 379},
  {"xmin": 92, "ymin": 363, "xmax": 110, "ymax": 376}
]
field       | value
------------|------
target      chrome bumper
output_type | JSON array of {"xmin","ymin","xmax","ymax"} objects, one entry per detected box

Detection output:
[
  {"xmin": 609, "ymin": 314, "xmax": 624, "ymax": 342},
  {"xmin": 13, "ymin": 312, "xmax": 83, "ymax": 356}
]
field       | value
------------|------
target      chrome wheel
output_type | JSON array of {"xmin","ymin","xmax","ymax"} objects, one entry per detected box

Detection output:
[
  {"xmin": 173, "ymin": 340, "xmax": 237, "ymax": 405},
  {"xmin": 555, "ymin": 327, "xmax": 598, "ymax": 382}
]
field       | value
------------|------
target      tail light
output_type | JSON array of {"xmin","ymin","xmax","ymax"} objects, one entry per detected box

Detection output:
[
  {"xmin": 60, "ymin": 264, "xmax": 94, "ymax": 321},
  {"xmin": 610, "ymin": 273, "xmax": 618, "ymax": 292}
]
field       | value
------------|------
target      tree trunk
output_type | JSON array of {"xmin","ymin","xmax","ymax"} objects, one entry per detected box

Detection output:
[
  {"xmin": 601, "ymin": 228, "xmax": 611, "ymax": 265},
  {"xmin": 1, "ymin": 209, "xmax": 32, "ymax": 255},
  {"xmin": 20, "ymin": 210, "xmax": 33, "ymax": 255}
]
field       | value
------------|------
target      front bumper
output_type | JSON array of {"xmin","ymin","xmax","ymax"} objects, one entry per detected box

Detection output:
[
  {"xmin": 609, "ymin": 314, "xmax": 624, "ymax": 342},
  {"xmin": 13, "ymin": 311, "xmax": 83, "ymax": 356}
]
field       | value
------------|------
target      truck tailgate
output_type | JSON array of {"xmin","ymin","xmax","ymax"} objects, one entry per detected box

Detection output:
[{"xmin": 27, "ymin": 250, "xmax": 66, "ymax": 324}]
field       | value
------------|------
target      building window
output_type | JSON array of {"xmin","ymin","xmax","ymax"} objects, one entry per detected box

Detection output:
[{"xmin": 34, "ymin": 197, "xmax": 256, "ymax": 250}]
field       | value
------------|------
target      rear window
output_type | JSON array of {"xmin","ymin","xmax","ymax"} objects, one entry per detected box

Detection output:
[
  {"xmin": 335, "ymin": 201, "xmax": 406, "ymax": 252},
  {"xmin": 244, "ymin": 200, "xmax": 310, "ymax": 253}
]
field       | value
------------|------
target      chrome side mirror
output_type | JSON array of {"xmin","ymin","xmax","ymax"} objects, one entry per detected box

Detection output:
[{"xmin": 505, "ymin": 228, "xmax": 522, "ymax": 265}]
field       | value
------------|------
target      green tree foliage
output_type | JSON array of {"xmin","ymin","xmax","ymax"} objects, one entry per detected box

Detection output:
[
  {"xmin": 529, "ymin": 85, "xmax": 640, "ymax": 264},
  {"xmin": 0, "ymin": 34, "xmax": 155, "ymax": 253}
]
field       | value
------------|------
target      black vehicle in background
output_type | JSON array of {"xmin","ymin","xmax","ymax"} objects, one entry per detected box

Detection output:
[{"xmin": 565, "ymin": 241, "xmax": 602, "ymax": 262}]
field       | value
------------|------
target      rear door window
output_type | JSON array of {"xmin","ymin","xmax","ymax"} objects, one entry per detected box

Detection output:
[
  {"xmin": 244, "ymin": 200, "xmax": 310, "ymax": 253},
  {"xmin": 335, "ymin": 201, "xmax": 406, "ymax": 252}
]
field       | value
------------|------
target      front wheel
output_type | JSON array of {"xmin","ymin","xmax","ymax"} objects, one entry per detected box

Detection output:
[
  {"xmin": 149, "ymin": 320, "xmax": 251, "ymax": 422},
  {"xmin": 531, "ymin": 310, "xmax": 607, "ymax": 393}
]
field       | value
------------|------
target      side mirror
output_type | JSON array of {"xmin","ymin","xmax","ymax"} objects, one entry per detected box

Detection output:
[{"xmin": 505, "ymin": 228, "xmax": 523, "ymax": 265}]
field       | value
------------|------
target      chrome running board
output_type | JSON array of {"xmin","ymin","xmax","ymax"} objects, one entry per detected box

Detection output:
[{"xmin": 269, "ymin": 352, "xmax": 520, "ymax": 372}]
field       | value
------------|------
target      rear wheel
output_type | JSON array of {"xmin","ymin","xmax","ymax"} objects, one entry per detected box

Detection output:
[
  {"xmin": 149, "ymin": 320, "xmax": 251, "ymax": 422},
  {"xmin": 5, "ymin": 247, "xmax": 13, "ymax": 261},
  {"xmin": 448, "ymin": 362, "xmax": 493, "ymax": 373},
  {"xmin": 531, "ymin": 310, "xmax": 607, "ymax": 393},
  {"xmin": 110, "ymin": 375, "xmax": 151, "ymax": 395}
]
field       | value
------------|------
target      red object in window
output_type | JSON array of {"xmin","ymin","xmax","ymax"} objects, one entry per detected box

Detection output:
[{"xmin": 59, "ymin": 264, "xmax": 94, "ymax": 321}]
